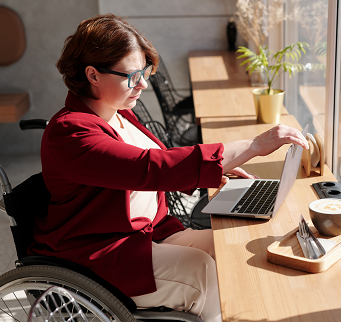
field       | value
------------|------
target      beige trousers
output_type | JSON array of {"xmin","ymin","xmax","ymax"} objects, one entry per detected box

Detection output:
[{"xmin": 131, "ymin": 228, "xmax": 222, "ymax": 322}]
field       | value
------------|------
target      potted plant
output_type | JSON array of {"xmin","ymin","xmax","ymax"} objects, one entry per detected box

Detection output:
[{"xmin": 236, "ymin": 42, "xmax": 309, "ymax": 123}]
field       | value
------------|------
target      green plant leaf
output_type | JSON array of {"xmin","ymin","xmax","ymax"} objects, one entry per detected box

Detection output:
[
  {"xmin": 286, "ymin": 53, "xmax": 295, "ymax": 61},
  {"xmin": 293, "ymin": 51, "xmax": 298, "ymax": 61},
  {"xmin": 238, "ymin": 52, "xmax": 255, "ymax": 58},
  {"xmin": 246, "ymin": 59, "xmax": 260, "ymax": 72},
  {"xmin": 237, "ymin": 42, "xmax": 308, "ymax": 90},
  {"xmin": 239, "ymin": 57, "xmax": 256, "ymax": 66},
  {"xmin": 294, "ymin": 49, "xmax": 301, "ymax": 59}
]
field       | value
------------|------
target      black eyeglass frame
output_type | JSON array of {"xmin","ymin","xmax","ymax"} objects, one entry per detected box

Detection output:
[{"xmin": 96, "ymin": 63, "xmax": 153, "ymax": 88}]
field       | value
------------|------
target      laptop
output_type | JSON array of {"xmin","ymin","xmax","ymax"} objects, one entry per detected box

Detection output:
[{"xmin": 201, "ymin": 124, "xmax": 309, "ymax": 219}]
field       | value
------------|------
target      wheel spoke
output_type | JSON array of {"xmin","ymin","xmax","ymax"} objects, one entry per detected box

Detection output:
[
  {"xmin": 14, "ymin": 292, "xmax": 29, "ymax": 317},
  {"xmin": 0, "ymin": 303, "xmax": 21, "ymax": 322},
  {"xmin": 0, "ymin": 266, "xmax": 134, "ymax": 322}
]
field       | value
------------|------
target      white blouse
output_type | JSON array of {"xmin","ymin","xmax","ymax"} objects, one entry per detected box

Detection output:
[{"xmin": 113, "ymin": 113, "xmax": 161, "ymax": 222}]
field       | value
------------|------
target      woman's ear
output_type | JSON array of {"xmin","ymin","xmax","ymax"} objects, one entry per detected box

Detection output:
[{"xmin": 85, "ymin": 66, "xmax": 100, "ymax": 86}]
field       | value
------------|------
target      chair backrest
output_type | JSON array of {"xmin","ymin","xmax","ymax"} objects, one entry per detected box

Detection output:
[
  {"xmin": 165, "ymin": 191, "xmax": 204, "ymax": 230},
  {"xmin": 149, "ymin": 59, "xmax": 197, "ymax": 146},
  {"xmin": 144, "ymin": 120, "xmax": 174, "ymax": 148},
  {"xmin": 148, "ymin": 81, "xmax": 190, "ymax": 145},
  {"xmin": 1, "ymin": 167, "xmax": 137, "ymax": 312},
  {"xmin": 149, "ymin": 56, "xmax": 185, "ymax": 139},
  {"xmin": 2, "ymin": 172, "xmax": 50, "ymax": 259},
  {"xmin": 155, "ymin": 56, "xmax": 179, "ymax": 92},
  {"xmin": 132, "ymin": 99, "xmax": 153, "ymax": 125},
  {"xmin": 0, "ymin": 119, "xmax": 53, "ymax": 259},
  {"xmin": 149, "ymin": 65, "xmax": 178, "ymax": 116}
]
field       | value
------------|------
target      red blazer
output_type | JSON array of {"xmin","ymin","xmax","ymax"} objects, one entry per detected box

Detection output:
[{"xmin": 28, "ymin": 91, "xmax": 224, "ymax": 297}]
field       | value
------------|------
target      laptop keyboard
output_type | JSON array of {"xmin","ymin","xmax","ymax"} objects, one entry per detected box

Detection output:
[{"xmin": 231, "ymin": 180, "xmax": 279, "ymax": 214}]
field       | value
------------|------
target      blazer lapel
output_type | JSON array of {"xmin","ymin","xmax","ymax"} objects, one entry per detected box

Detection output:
[{"xmin": 65, "ymin": 91, "xmax": 167, "ymax": 150}]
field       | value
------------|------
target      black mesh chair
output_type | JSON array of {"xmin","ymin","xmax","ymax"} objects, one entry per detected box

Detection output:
[
  {"xmin": 149, "ymin": 56, "xmax": 199, "ymax": 146},
  {"xmin": 164, "ymin": 189, "xmax": 207, "ymax": 230},
  {"xmin": 144, "ymin": 120, "xmax": 210, "ymax": 229},
  {"xmin": 154, "ymin": 56, "xmax": 195, "ymax": 120},
  {"xmin": 189, "ymin": 193, "xmax": 211, "ymax": 229},
  {"xmin": 144, "ymin": 120, "xmax": 174, "ymax": 149},
  {"xmin": 132, "ymin": 99, "xmax": 153, "ymax": 125}
]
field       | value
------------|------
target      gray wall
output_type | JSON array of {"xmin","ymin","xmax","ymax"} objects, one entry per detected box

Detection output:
[
  {"xmin": 0, "ymin": 0, "xmax": 243, "ymax": 155},
  {"xmin": 0, "ymin": 0, "xmax": 98, "ymax": 154}
]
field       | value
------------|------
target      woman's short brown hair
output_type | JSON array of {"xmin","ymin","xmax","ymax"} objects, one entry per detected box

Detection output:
[{"xmin": 56, "ymin": 14, "xmax": 159, "ymax": 99}]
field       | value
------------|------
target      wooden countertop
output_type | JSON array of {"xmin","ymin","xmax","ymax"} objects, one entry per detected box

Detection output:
[
  {"xmin": 188, "ymin": 51, "xmax": 287, "ymax": 124},
  {"xmin": 200, "ymin": 114, "xmax": 340, "ymax": 321}
]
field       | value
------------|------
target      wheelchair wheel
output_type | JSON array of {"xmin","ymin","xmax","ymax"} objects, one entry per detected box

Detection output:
[{"xmin": 0, "ymin": 265, "xmax": 136, "ymax": 322}]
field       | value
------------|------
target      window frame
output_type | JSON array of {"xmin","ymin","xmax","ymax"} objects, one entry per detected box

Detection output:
[
  {"xmin": 269, "ymin": 0, "xmax": 339, "ymax": 174},
  {"xmin": 325, "ymin": 0, "xmax": 340, "ymax": 173}
]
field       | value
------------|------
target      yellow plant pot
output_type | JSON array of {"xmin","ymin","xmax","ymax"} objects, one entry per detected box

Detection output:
[{"xmin": 252, "ymin": 89, "xmax": 284, "ymax": 124}]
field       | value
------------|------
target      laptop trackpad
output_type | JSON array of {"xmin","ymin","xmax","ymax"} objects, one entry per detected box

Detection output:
[{"xmin": 215, "ymin": 188, "xmax": 247, "ymax": 201}]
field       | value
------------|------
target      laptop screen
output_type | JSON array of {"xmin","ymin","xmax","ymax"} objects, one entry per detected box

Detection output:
[{"xmin": 272, "ymin": 124, "xmax": 309, "ymax": 216}]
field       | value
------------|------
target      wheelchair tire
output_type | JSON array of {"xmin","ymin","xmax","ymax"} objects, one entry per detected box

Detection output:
[{"xmin": 0, "ymin": 265, "xmax": 136, "ymax": 322}]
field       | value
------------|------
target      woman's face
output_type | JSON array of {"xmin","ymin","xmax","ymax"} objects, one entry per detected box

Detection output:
[{"xmin": 95, "ymin": 49, "xmax": 148, "ymax": 111}]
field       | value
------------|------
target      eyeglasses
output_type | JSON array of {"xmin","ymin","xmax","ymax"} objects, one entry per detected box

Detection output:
[{"xmin": 97, "ymin": 63, "xmax": 153, "ymax": 88}]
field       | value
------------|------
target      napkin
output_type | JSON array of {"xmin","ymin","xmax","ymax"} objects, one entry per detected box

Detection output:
[{"xmin": 296, "ymin": 232, "xmax": 336, "ymax": 259}]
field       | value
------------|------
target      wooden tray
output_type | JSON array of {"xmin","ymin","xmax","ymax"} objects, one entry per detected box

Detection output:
[{"xmin": 267, "ymin": 222, "xmax": 341, "ymax": 273}]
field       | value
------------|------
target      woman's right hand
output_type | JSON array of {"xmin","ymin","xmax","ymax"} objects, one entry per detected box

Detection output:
[
  {"xmin": 221, "ymin": 124, "xmax": 308, "ymax": 174},
  {"xmin": 251, "ymin": 123, "xmax": 309, "ymax": 157}
]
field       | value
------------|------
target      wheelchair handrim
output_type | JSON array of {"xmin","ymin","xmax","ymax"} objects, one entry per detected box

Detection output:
[
  {"xmin": 0, "ymin": 266, "xmax": 135, "ymax": 322},
  {"xmin": 0, "ymin": 281, "xmax": 109, "ymax": 320}
]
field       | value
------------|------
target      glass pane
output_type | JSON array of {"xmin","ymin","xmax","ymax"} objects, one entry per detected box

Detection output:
[{"xmin": 284, "ymin": 0, "xmax": 328, "ymax": 142}]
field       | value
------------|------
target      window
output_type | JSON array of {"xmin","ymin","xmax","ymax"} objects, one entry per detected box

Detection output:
[{"xmin": 283, "ymin": 0, "xmax": 329, "ymax": 145}]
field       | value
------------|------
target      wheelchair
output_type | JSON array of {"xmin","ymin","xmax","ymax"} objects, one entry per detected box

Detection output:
[
  {"xmin": 0, "ymin": 120, "xmax": 204, "ymax": 322},
  {"xmin": 28, "ymin": 286, "xmax": 90, "ymax": 322}
]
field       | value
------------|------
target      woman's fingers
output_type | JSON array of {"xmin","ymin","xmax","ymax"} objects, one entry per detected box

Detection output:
[
  {"xmin": 272, "ymin": 124, "xmax": 308, "ymax": 148},
  {"xmin": 252, "ymin": 124, "xmax": 309, "ymax": 156},
  {"xmin": 269, "ymin": 124, "xmax": 308, "ymax": 146},
  {"xmin": 227, "ymin": 167, "xmax": 260, "ymax": 179},
  {"xmin": 221, "ymin": 175, "xmax": 229, "ymax": 184}
]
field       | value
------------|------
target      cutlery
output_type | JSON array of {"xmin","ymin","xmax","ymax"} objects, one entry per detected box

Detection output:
[
  {"xmin": 298, "ymin": 221, "xmax": 318, "ymax": 259},
  {"xmin": 298, "ymin": 223, "xmax": 309, "ymax": 258},
  {"xmin": 300, "ymin": 214, "xmax": 327, "ymax": 256}
]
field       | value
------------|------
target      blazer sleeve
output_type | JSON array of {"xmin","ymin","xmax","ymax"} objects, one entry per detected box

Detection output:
[{"xmin": 43, "ymin": 116, "xmax": 224, "ymax": 192}]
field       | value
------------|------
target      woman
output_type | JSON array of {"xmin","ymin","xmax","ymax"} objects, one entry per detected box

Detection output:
[{"xmin": 28, "ymin": 14, "xmax": 308, "ymax": 322}]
